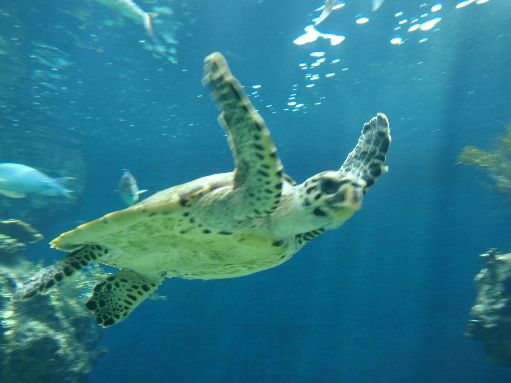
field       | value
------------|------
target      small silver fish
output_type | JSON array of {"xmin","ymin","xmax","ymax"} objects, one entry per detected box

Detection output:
[
  {"xmin": 118, "ymin": 169, "xmax": 147, "ymax": 206},
  {"xmin": 0, "ymin": 163, "xmax": 73, "ymax": 199},
  {"xmin": 371, "ymin": 0, "xmax": 385, "ymax": 11},
  {"xmin": 314, "ymin": 0, "xmax": 385, "ymax": 26},
  {"xmin": 95, "ymin": 0, "xmax": 157, "ymax": 36},
  {"xmin": 314, "ymin": 0, "xmax": 337, "ymax": 26}
]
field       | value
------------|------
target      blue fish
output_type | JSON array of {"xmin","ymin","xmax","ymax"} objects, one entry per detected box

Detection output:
[{"xmin": 0, "ymin": 163, "xmax": 73, "ymax": 199}]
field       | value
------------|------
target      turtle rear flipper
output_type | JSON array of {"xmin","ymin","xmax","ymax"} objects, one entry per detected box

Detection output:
[
  {"xmin": 203, "ymin": 52, "xmax": 284, "ymax": 219},
  {"xmin": 14, "ymin": 244, "xmax": 107, "ymax": 299},
  {"xmin": 340, "ymin": 113, "xmax": 391, "ymax": 192},
  {"xmin": 86, "ymin": 269, "xmax": 166, "ymax": 327}
]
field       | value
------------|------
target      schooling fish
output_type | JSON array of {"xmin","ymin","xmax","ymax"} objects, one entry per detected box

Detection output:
[
  {"xmin": 118, "ymin": 169, "xmax": 147, "ymax": 206},
  {"xmin": 95, "ymin": 0, "xmax": 157, "ymax": 36},
  {"xmin": 0, "ymin": 163, "xmax": 73, "ymax": 199}
]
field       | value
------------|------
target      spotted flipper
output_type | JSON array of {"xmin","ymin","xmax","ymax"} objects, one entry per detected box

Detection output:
[
  {"xmin": 340, "ymin": 113, "xmax": 391, "ymax": 192},
  {"xmin": 85, "ymin": 269, "xmax": 166, "ymax": 327},
  {"xmin": 14, "ymin": 244, "xmax": 107, "ymax": 299},
  {"xmin": 203, "ymin": 52, "xmax": 283, "ymax": 218}
]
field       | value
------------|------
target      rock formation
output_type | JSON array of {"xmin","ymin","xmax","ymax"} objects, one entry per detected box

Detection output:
[
  {"xmin": 466, "ymin": 249, "xmax": 511, "ymax": 367},
  {"xmin": 0, "ymin": 220, "xmax": 105, "ymax": 382}
]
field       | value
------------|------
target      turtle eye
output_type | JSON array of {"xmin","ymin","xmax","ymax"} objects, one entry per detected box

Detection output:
[{"xmin": 320, "ymin": 178, "xmax": 338, "ymax": 194}]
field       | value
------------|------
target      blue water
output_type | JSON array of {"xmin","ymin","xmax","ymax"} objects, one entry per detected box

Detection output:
[{"xmin": 2, "ymin": 0, "xmax": 511, "ymax": 382}]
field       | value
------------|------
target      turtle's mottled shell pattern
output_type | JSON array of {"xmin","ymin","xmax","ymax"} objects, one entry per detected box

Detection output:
[{"xmin": 52, "ymin": 173, "xmax": 298, "ymax": 280}]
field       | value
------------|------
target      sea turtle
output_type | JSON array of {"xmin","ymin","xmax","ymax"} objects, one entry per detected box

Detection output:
[{"xmin": 15, "ymin": 52, "xmax": 391, "ymax": 327}]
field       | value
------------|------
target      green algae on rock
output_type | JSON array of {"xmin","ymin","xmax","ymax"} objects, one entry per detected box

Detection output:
[{"xmin": 459, "ymin": 124, "xmax": 511, "ymax": 199}]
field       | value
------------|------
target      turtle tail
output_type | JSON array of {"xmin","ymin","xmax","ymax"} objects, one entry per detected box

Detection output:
[
  {"xmin": 340, "ymin": 113, "xmax": 391, "ymax": 192},
  {"xmin": 13, "ymin": 244, "xmax": 108, "ymax": 300}
]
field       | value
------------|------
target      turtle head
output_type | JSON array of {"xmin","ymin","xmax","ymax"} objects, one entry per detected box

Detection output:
[{"xmin": 296, "ymin": 170, "xmax": 365, "ymax": 230}]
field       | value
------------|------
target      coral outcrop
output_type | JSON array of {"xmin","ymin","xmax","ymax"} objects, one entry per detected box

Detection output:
[
  {"xmin": 466, "ymin": 249, "xmax": 511, "ymax": 367},
  {"xmin": 0, "ymin": 220, "xmax": 105, "ymax": 383}
]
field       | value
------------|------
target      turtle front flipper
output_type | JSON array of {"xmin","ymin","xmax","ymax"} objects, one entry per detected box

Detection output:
[
  {"xmin": 340, "ymin": 113, "xmax": 391, "ymax": 192},
  {"xmin": 14, "ymin": 244, "xmax": 108, "ymax": 299},
  {"xmin": 86, "ymin": 269, "xmax": 166, "ymax": 327},
  {"xmin": 203, "ymin": 52, "xmax": 283, "ymax": 218}
]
